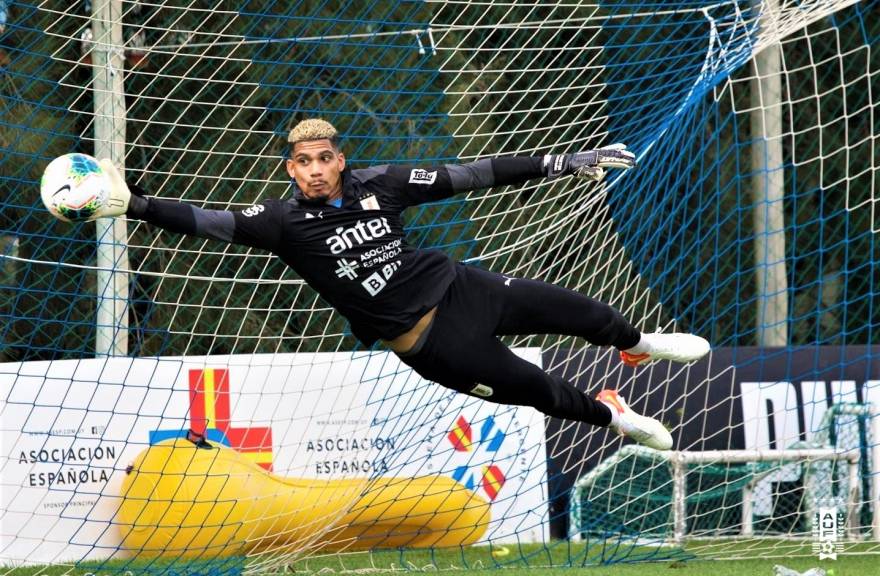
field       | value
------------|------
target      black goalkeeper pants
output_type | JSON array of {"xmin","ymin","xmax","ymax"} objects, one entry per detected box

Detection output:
[{"xmin": 395, "ymin": 264, "xmax": 641, "ymax": 425}]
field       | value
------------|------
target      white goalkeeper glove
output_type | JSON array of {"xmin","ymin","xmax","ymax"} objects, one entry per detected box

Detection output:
[
  {"xmin": 542, "ymin": 143, "xmax": 636, "ymax": 182},
  {"xmin": 97, "ymin": 158, "xmax": 132, "ymax": 218}
]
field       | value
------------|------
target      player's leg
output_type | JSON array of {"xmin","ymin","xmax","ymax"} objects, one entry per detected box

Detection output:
[
  {"xmin": 399, "ymin": 329, "xmax": 608, "ymax": 423},
  {"xmin": 465, "ymin": 266, "xmax": 710, "ymax": 365},
  {"xmin": 397, "ymin": 329, "xmax": 672, "ymax": 449},
  {"xmin": 395, "ymin": 274, "xmax": 672, "ymax": 448},
  {"xmin": 491, "ymin": 272, "xmax": 640, "ymax": 347},
  {"xmin": 394, "ymin": 270, "xmax": 606, "ymax": 422}
]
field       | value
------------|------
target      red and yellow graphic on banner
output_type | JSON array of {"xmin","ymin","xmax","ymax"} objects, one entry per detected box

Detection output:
[
  {"xmin": 189, "ymin": 368, "xmax": 274, "ymax": 470},
  {"xmin": 482, "ymin": 465, "xmax": 506, "ymax": 501},
  {"xmin": 447, "ymin": 415, "xmax": 473, "ymax": 452},
  {"xmin": 448, "ymin": 415, "xmax": 507, "ymax": 501}
]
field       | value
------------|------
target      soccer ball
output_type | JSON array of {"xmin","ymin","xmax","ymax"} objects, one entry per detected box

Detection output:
[{"xmin": 40, "ymin": 153, "xmax": 110, "ymax": 222}]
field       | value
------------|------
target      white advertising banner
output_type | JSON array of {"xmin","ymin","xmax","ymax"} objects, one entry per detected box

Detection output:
[{"xmin": 1, "ymin": 349, "xmax": 548, "ymax": 564}]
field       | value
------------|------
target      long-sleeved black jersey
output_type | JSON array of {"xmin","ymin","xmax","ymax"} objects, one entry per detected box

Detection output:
[{"xmin": 129, "ymin": 156, "xmax": 546, "ymax": 345}]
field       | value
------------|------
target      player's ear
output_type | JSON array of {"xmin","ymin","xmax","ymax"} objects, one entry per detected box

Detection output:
[
  {"xmin": 285, "ymin": 158, "xmax": 296, "ymax": 179},
  {"xmin": 337, "ymin": 152, "xmax": 345, "ymax": 172}
]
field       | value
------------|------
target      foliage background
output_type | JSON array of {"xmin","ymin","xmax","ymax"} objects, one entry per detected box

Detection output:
[{"xmin": 0, "ymin": 1, "xmax": 877, "ymax": 360}]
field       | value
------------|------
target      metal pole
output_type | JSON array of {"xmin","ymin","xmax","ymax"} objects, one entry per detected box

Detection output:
[
  {"xmin": 872, "ymin": 405, "xmax": 880, "ymax": 541},
  {"xmin": 671, "ymin": 454, "xmax": 687, "ymax": 543},
  {"xmin": 750, "ymin": 0, "xmax": 788, "ymax": 347},
  {"xmin": 677, "ymin": 449, "xmax": 859, "ymax": 464},
  {"xmin": 741, "ymin": 478, "xmax": 755, "ymax": 537},
  {"xmin": 846, "ymin": 458, "xmax": 860, "ymax": 540},
  {"xmin": 91, "ymin": 0, "xmax": 129, "ymax": 356}
]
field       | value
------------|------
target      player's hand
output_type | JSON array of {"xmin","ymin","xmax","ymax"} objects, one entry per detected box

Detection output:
[
  {"xmin": 97, "ymin": 158, "xmax": 132, "ymax": 218},
  {"xmin": 570, "ymin": 144, "xmax": 636, "ymax": 182},
  {"xmin": 543, "ymin": 144, "xmax": 636, "ymax": 182}
]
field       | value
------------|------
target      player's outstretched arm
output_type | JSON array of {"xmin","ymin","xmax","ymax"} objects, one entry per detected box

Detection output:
[
  {"xmin": 382, "ymin": 144, "xmax": 636, "ymax": 207},
  {"xmin": 486, "ymin": 144, "xmax": 636, "ymax": 187},
  {"xmin": 103, "ymin": 159, "xmax": 283, "ymax": 252}
]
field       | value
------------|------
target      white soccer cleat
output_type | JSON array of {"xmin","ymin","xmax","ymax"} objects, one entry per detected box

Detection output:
[
  {"xmin": 620, "ymin": 332, "xmax": 710, "ymax": 367},
  {"xmin": 596, "ymin": 389, "xmax": 673, "ymax": 450}
]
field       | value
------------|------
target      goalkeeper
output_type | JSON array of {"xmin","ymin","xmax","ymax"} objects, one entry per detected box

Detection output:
[{"xmin": 93, "ymin": 119, "xmax": 710, "ymax": 450}]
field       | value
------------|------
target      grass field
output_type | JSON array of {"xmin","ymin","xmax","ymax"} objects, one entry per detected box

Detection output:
[{"xmin": 5, "ymin": 541, "xmax": 877, "ymax": 576}]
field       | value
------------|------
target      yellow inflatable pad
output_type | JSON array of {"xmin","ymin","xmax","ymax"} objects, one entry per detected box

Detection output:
[{"xmin": 116, "ymin": 438, "xmax": 490, "ymax": 558}]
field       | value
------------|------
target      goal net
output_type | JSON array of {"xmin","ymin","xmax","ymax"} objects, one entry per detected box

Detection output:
[{"xmin": 1, "ymin": 0, "xmax": 878, "ymax": 571}]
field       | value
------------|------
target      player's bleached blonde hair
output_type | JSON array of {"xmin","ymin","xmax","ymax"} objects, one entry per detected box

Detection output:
[{"xmin": 287, "ymin": 119, "xmax": 340, "ymax": 150}]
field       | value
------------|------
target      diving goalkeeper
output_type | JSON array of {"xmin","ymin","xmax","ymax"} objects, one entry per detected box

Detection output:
[{"xmin": 90, "ymin": 119, "xmax": 711, "ymax": 450}]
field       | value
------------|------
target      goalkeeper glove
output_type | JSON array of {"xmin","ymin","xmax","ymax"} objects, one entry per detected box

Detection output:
[
  {"xmin": 96, "ymin": 158, "xmax": 132, "ymax": 218},
  {"xmin": 98, "ymin": 158, "xmax": 148, "ymax": 218},
  {"xmin": 542, "ymin": 143, "xmax": 636, "ymax": 182}
]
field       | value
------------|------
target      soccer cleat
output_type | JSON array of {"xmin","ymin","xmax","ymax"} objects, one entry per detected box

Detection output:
[
  {"xmin": 619, "ymin": 350, "xmax": 651, "ymax": 366},
  {"xmin": 620, "ymin": 332, "xmax": 710, "ymax": 367},
  {"xmin": 596, "ymin": 389, "xmax": 673, "ymax": 450}
]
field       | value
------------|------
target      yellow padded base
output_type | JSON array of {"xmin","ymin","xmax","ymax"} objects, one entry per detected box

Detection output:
[{"xmin": 116, "ymin": 438, "xmax": 490, "ymax": 558}]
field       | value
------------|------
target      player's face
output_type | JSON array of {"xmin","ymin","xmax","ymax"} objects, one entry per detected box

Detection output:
[{"xmin": 286, "ymin": 140, "xmax": 345, "ymax": 202}]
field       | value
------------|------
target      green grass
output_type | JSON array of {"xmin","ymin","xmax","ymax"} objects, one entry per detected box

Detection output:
[
  {"xmin": 290, "ymin": 541, "xmax": 877, "ymax": 575},
  {"xmin": 4, "ymin": 542, "xmax": 878, "ymax": 575}
]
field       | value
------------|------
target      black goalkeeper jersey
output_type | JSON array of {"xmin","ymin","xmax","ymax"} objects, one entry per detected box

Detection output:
[{"xmin": 130, "ymin": 156, "xmax": 545, "ymax": 345}]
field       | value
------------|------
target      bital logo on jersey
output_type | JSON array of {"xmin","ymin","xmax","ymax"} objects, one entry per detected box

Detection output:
[
  {"xmin": 447, "ymin": 415, "xmax": 507, "ymax": 501},
  {"xmin": 150, "ymin": 368, "xmax": 274, "ymax": 470}
]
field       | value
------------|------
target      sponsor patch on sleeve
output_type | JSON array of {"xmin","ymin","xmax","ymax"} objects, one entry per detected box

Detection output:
[
  {"xmin": 242, "ymin": 204, "xmax": 265, "ymax": 217},
  {"xmin": 359, "ymin": 195, "xmax": 380, "ymax": 210},
  {"xmin": 408, "ymin": 169, "xmax": 437, "ymax": 185},
  {"xmin": 469, "ymin": 383, "xmax": 494, "ymax": 398}
]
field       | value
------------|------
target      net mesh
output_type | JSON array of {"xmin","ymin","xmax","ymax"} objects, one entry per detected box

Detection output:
[{"xmin": 0, "ymin": 0, "xmax": 878, "ymax": 571}]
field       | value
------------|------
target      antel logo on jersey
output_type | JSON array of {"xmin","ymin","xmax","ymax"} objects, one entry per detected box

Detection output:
[
  {"xmin": 326, "ymin": 217, "xmax": 393, "ymax": 255},
  {"xmin": 408, "ymin": 169, "xmax": 437, "ymax": 185}
]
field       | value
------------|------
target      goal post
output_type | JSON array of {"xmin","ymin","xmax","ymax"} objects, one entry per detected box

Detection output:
[
  {"xmin": 670, "ymin": 449, "xmax": 862, "ymax": 543},
  {"xmin": 570, "ymin": 426, "xmax": 879, "ymax": 547},
  {"xmin": 90, "ymin": 0, "xmax": 129, "ymax": 357}
]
